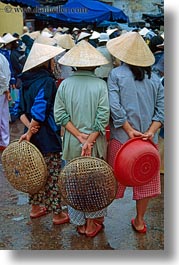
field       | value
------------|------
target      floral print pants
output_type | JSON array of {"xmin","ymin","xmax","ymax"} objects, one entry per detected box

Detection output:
[{"xmin": 29, "ymin": 153, "xmax": 62, "ymax": 214}]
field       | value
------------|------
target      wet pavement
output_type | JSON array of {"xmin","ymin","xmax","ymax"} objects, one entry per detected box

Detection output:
[{"xmin": 0, "ymin": 120, "xmax": 164, "ymax": 250}]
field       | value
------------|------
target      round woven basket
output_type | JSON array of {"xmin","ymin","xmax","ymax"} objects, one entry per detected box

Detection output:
[
  {"xmin": 1, "ymin": 140, "xmax": 48, "ymax": 194},
  {"xmin": 58, "ymin": 156, "xmax": 117, "ymax": 212}
]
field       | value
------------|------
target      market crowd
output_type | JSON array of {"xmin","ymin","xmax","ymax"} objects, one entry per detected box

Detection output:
[{"xmin": 0, "ymin": 23, "xmax": 164, "ymax": 237}]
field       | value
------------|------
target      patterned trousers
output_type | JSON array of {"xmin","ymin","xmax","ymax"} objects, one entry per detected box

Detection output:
[{"xmin": 29, "ymin": 153, "xmax": 63, "ymax": 214}]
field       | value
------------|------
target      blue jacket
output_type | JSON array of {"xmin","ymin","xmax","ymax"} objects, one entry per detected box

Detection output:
[{"xmin": 18, "ymin": 68, "xmax": 62, "ymax": 154}]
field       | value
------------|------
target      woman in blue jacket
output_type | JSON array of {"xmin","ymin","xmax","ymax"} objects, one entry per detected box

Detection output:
[{"xmin": 18, "ymin": 43, "xmax": 69, "ymax": 225}]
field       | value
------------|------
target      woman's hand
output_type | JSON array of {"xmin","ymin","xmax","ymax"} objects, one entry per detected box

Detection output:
[
  {"xmin": 77, "ymin": 132, "xmax": 89, "ymax": 145},
  {"xmin": 81, "ymin": 142, "xmax": 93, "ymax": 156},
  {"xmin": 19, "ymin": 132, "xmax": 32, "ymax": 143}
]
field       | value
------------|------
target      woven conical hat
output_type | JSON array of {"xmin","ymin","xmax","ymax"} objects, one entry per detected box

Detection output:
[
  {"xmin": 53, "ymin": 33, "xmax": 75, "ymax": 49},
  {"xmin": 107, "ymin": 32, "xmax": 155, "ymax": 67},
  {"xmin": 0, "ymin": 37, "xmax": 5, "ymax": 43},
  {"xmin": 77, "ymin": 32, "xmax": 91, "ymax": 42},
  {"xmin": 35, "ymin": 35, "xmax": 57, "ymax": 46},
  {"xmin": 58, "ymin": 40, "xmax": 109, "ymax": 67},
  {"xmin": 22, "ymin": 43, "xmax": 65, "ymax": 72},
  {"xmin": 28, "ymin": 31, "xmax": 41, "ymax": 40},
  {"xmin": 2, "ymin": 33, "xmax": 17, "ymax": 44}
]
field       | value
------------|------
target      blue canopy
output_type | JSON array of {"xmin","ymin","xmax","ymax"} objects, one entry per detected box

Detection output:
[
  {"xmin": 2, "ymin": 0, "xmax": 128, "ymax": 23},
  {"xmin": 44, "ymin": 0, "xmax": 128, "ymax": 23}
]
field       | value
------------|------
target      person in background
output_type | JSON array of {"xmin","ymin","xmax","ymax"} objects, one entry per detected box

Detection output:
[
  {"xmin": 95, "ymin": 33, "xmax": 113, "ymax": 82},
  {"xmin": 54, "ymin": 40, "xmax": 110, "ymax": 237},
  {"xmin": 18, "ymin": 43, "xmax": 69, "ymax": 225},
  {"xmin": 0, "ymin": 53, "xmax": 11, "ymax": 151},
  {"xmin": 107, "ymin": 32, "xmax": 164, "ymax": 233}
]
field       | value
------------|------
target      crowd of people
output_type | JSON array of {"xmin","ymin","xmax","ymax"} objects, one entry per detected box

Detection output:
[{"xmin": 0, "ymin": 23, "xmax": 164, "ymax": 238}]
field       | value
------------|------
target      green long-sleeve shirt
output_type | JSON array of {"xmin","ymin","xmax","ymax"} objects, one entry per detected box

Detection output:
[{"xmin": 54, "ymin": 70, "xmax": 110, "ymax": 160}]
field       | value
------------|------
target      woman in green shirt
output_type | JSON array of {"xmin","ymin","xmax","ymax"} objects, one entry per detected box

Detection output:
[{"xmin": 54, "ymin": 40, "xmax": 110, "ymax": 237}]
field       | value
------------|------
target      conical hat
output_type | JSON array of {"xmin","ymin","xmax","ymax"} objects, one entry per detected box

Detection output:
[
  {"xmin": 28, "ymin": 31, "xmax": 41, "ymax": 40},
  {"xmin": 35, "ymin": 35, "xmax": 57, "ymax": 46},
  {"xmin": 58, "ymin": 40, "xmax": 109, "ymax": 67},
  {"xmin": 139, "ymin": 27, "xmax": 149, "ymax": 36},
  {"xmin": 77, "ymin": 32, "xmax": 91, "ymax": 42},
  {"xmin": 0, "ymin": 37, "xmax": 5, "ymax": 43},
  {"xmin": 107, "ymin": 32, "xmax": 155, "ymax": 67},
  {"xmin": 41, "ymin": 31, "xmax": 53, "ymax": 38},
  {"xmin": 53, "ymin": 33, "xmax": 75, "ymax": 49},
  {"xmin": 2, "ymin": 33, "xmax": 17, "ymax": 44},
  {"xmin": 90, "ymin": 31, "xmax": 100, "ymax": 40},
  {"xmin": 22, "ymin": 43, "xmax": 65, "ymax": 72}
]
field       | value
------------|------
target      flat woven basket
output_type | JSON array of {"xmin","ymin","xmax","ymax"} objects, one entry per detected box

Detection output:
[
  {"xmin": 1, "ymin": 140, "xmax": 48, "ymax": 195},
  {"xmin": 58, "ymin": 156, "xmax": 117, "ymax": 212}
]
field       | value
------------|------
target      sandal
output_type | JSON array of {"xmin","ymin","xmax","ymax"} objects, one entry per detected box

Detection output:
[
  {"xmin": 30, "ymin": 207, "xmax": 47, "ymax": 219},
  {"xmin": 85, "ymin": 222, "xmax": 103, "ymax": 237},
  {"xmin": 53, "ymin": 212, "xmax": 70, "ymax": 225},
  {"xmin": 131, "ymin": 218, "xmax": 147, "ymax": 233}
]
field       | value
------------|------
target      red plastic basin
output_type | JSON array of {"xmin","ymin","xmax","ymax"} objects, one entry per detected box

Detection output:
[{"xmin": 114, "ymin": 138, "xmax": 161, "ymax": 186}]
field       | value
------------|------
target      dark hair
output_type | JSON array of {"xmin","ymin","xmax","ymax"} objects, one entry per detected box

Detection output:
[
  {"xmin": 148, "ymin": 35, "xmax": 164, "ymax": 53},
  {"xmin": 128, "ymin": 64, "xmax": 151, "ymax": 81}
]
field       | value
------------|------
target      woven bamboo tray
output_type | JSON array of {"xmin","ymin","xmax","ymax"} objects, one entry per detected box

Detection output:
[
  {"xmin": 1, "ymin": 140, "xmax": 48, "ymax": 194},
  {"xmin": 58, "ymin": 156, "xmax": 117, "ymax": 212}
]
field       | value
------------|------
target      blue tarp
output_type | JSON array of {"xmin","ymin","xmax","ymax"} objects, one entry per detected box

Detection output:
[
  {"xmin": 44, "ymin": 0, "xmax": 128, "ymax": 23},
  {"xmin": 2, "ymin": 0, "xmax": 128, "ymax": 23}
]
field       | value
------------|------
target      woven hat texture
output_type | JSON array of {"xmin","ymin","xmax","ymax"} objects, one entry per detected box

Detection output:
[
  {"xmin": 35, "ymin": 35, "xmax": 57, "ymax": 46},
  {"xmin": 22, "ymin": 42, "xmax": 65, "ymax": 72},
  {"xmin": 53, "ymin": 33, "xmax": 75, "ymax": 49},
  {"xmin": 107, "ymin": 31, "xmax": 155, "ymax": 67},
  {"xmin": 1, "ymin": 140, "xmax": 48, "ymax": 195},
  {"xmin": 58, "ymin": 156, "xmax": 117, "ymax": 212},
  {"xmin": 58, "ymin": 40, "xmax": 109, "ymax": 67}
]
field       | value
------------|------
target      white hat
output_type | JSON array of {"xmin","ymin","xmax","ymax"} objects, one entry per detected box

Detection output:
[
  {"xmin": 90, "ymin": 31, "xmax": 100, "ymax": 40},
  {"xmin": 35, "ymin": 35, "xmax": 57, "ymax": 46},
  {"xmin": 77, "ymin": 32, "xmax": 91, "ymax": 42},
  {"xmin": 107, "ymin": 32, "xmax": 155, "ymax": 67},
  {"xmin": 28, "ymin": 31, "xmax": 41, "ymax": 40},
  {"xmin": 106, "ymin": 28, "xmax": 118, "ymax": 36},
  {"xmin": 53, "ymin": 33, "xmax": 75, "ymax": 49},
  {"xmin": 61, "ymin": 27, "xmax": 69, "ymax": 33},
  {"xmin": 22, "ymin": 43, "xmax": 65, "ymax": 72},
  {"xmin": 58, "ymin": 40, "xmax": 109, "ymax": 67},
  {"xmin": 72, "ymin": 27, "xmax": 80, "ymax": 32},
  {"xmin": 139, "ymin": 27, "xmax": 150, "ymax": 36},
  {"xmin": 41, "ymin": 31, "xmax": 53, "ymax": 38},
  {"xmin": 98, "ymin": 33, "xmax": 109, "ymax": 43},
  {"xmin": 2, "ymin": 33, "xmax": 17, "ymax": 44},
  {"xmin": 0, "ymin": 37, "xmax": 5, "ymax": 44}
]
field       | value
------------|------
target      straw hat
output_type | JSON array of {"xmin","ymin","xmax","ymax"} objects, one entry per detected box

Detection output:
[
  {"xmin": 41, "ymin": 31, "xmax": 53, "ymax": 38},
  {"xmin": 106, "ymin": 28, "xmax": 118, "ymax": 36},
  {"xmin": 77, "ymin": 32, "xmax": 91, "ymax": 42},
  {"xmin": 107, "ymin": 32, "xmax": 155, "ymax": 67},
  {"xmin": 58, "ymin": 40, "xmax": 109, "ymax": 67},
  {"xmin": 139, "ymin": 27, "xmax": 149, "ymax": 36},
  {"xmin": 72, "ymin": 27, "xmax": 80, "ymax": 32},
  {"xmin": 22, "ymin": 42, "xmax": 65, "ymax": 72},
  {"xmin": 0, "ymin": 37, "xmax": 5, "ymax": 43},
  {"xmin": 61, "ymin": 27, "xmax": 69, "ymax": 33},
  {"xmin": 28, "ymin": 31, "xmax": 40, "ymax": 40},
  {"xmin": 35, "ymin": 35, "xmax": 57, "ymax": 46},
  {"xmin": 98, "ymin": 33, "xmax": 109, "ymax": 43},
  {"xmin": 90, "ymin": 31, "xmax": 100, "ymax": 40},
  {"xmin": 53, "ymin": 33, "xmax": 75, "ymax": 49},
  {"xmin": 2, "ymin": 33, "xmax": 17, "ymax": 44}
]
